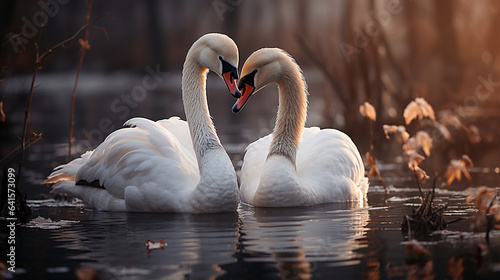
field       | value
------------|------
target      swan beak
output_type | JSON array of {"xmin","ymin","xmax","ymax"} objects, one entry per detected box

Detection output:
[
  {"xmin": 223, "ymin": 72, "xmax": 241, "ymax": 98},
  {"xmin": 232, "ymin": 83, "xmax": 255, "ymax": 113}
]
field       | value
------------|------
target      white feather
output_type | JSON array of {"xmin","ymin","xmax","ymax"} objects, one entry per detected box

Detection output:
[
  {"xmin": 44, "ymin": 34, "xmax": 239, "ymax": 213},
  {"xmin": 47, "ymin": 117, "xmax": 227, "ymax": 212},
  {"xmin": 239, "ymin": 127, "xmax": 368, "ymax": 207}
]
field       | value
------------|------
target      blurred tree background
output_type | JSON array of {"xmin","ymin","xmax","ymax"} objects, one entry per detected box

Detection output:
[{"xmin": 1, "ymin": 0, "xmax": 499, "ymax": 170}]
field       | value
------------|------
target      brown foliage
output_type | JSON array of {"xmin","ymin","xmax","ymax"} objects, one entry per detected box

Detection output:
[
  {"xmin": 444, "ymin": 155, "xmax": 473, "ymax": 185},
  {"xmin": 359, "ymin": 102, "xmax": 376, "ymax": 121},
  {"xmin": 383, "ymin": 125, "xmax": 410, "ymax": 143},
  {"xmin": 403, "ymin": 97, "xmax": 436, "ymax": 125}
]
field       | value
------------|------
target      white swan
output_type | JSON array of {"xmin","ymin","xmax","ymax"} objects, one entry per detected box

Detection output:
[
  {"xmin": 232, "ymin": 48, "xmax": 368, "ymax": 207},
  {"xmin": 44, "ymin": 33, "xmax": 240, "ymax": 213}
]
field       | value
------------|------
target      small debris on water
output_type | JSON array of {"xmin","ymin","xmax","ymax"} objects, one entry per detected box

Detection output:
[
  {"xmin": 145, "ymin": 239, "xmax": 166, "ymax": 251},
  {"xmin": 23, "ymin": 216, "xmax": 79, "ymax": 229}
]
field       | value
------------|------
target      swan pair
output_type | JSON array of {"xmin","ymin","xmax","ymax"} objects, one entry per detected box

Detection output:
[{"xmin": 44, "ymin": 33, "xmax": 368, "ymax": 213}]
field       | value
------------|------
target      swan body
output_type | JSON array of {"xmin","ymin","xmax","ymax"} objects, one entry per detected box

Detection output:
[
  {"xmin": 233, "ymin": 48, "xmax": 368, "ymax": 207},
  {"xmin": 44, "ymin": 33, "xmax": 240, "ymax": 213}
]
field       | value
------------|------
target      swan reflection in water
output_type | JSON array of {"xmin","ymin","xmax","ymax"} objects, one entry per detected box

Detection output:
[
  {"xmin": 232, "ymin": 201, "xmax": 369, "ymax": 279},
  {"xmin": 53, "ymin": 211, "xmax": 239, "ymax": 279},
  {"xmin": 49, "ymin": 201, "xmax": 368, "ymax": 279}
]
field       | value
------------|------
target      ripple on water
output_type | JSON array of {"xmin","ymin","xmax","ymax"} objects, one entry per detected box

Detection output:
[{"xmin": 17, "ymin": 187, "xmax": 500, "ymax": 280}]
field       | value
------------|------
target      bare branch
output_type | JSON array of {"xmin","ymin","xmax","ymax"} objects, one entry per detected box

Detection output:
[{"xmin": 69, "ymin": 0, "xmax": 94, "ymax": 160}]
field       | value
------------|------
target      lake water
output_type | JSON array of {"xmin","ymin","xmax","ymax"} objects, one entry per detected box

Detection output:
[
  {"xmin": 1, "ymin": 73, "xmax": 500, "ymax": 279},
  {"xmin": 3, "ymin": 178, "xmax": 500, "ymax": 279}
]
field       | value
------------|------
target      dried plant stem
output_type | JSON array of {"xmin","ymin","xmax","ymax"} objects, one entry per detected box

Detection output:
[
  {"xmin": 485, "ymin": 194, "xmax": 497, "ymax": 243},
  {"xmin": 35, "ymin": 13, "xmax": 109, "ymax": 66},
  {"xmin": 369, "ymin": 119, "xmax": 388, "ymax": 193},
  {"xmin": 13, "ymin": 4, "xmax": 45, "ymax": 221},
  {"xmin": 4, "ymin": 8, "xmax": 108, "ymax": 221},
  {"xmin": 413, "ymin": 173, "xmax": 424, "ymax": 198},
  {"xmin": 368, "ymin": 120, "xmax": 374, "ymax": 155},
  {"xmin": 0, "ymin": 133, "xmax": 43, "ymax": 165},
  {"xmin": 403, "ymin": 189, "xmax": 447, "ymax": 238},
  {"xmin": 16, "ymin": 9, "xmax": 106, "ymax": 181},
  {"xmin": 17, "ymin": 47, "xmax": 40, "ymax": 191},
  {"xmin": 68, "ymin": 0, "xmax": 93, "ymax": 161},
  {"xmin": 17, "ymin": 2, "xmax": 46, "ymax": 195}
]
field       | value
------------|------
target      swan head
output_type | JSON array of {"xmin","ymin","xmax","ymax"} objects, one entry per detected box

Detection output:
[
  {"xmin": 232, "ymin": 48, "xmax": 293, "ymax": 113},
  {"xmin": 192, "ymin": 33, "xmax": 240, "ymax": 98}
]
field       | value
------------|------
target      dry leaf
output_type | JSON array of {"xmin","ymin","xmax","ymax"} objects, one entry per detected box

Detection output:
[
  {"xmin": 489, "ymin": 204, "xmax": 500, "ymax": 222},
  {"xmin": 365, "ymin": 151, "xmax": 375, "ymax": 166},
  {"xmin": 79, "ymin": 38, "xmax": 91, "ymax": 50},
  {"xmin": 438, "ymin": 111, "xmax": 480, "ymax": 143},
  {"xmin": 0, "ymin": 101, "xmax": 5, "ymax": 122},
  {"xmin": 405, "ymin": 239, "xmax": 430, "ymax": 256},
  {"xmin": 145, "ymin": 239, "xmax": 166, "ymax": 250},
  {"xmin": 403, "ymin": 132, "xmax": 433, "ymax": 157},
  {"xmin": 414, "ymin": 166, "xmax": 430, "ymax": 183},
  {"xmin": 403, "ymin": 137, "xmax": 419, "ymax": 152},
  {"xmin": 403, "ymin": 97, "xmax": 436, "ymax": 125},
  {"xmin": 439, "ymin": 111, "xmax": 462, "ymax": 128},
  {"xmin": 405, "ymin": 149, "xmax": 425, "ymax": 170},
  {"xmin": 421, "ymin": 119, "xmax": 452, "ymax": 142},
  {"xmin": 365, "ymin": 152, "xmax": 380, "ymax": 177},
  {"xmin": 435, "ymin": 122, "xmax": 452, "ymax": 141},
  {"xmin": 359, "ymin": 102, "xmax": 376, "ymax": 121},
  {"xmin": 445, "ymin": 161, "xmax": 466, "ymax": 185},
  {"xmin": 461, "ymin": 155, "xmax": 473, "ymax": 169},
  {"xmin": 383, "ymin": 125, "xmax": 410, "ymax": 143},
  {"xmin": 364, "ymin": 152, "xmax": 388, "ymax": 193},
  {"xmin": 445, "ymin": 156, "xmax": 473, "ymax": 185},
  {"xmin": 415, "ymin": 131, "xmax": 433, "ymax": 156},
  {"xmin": 403, "ymin": 101, "xmax": 420, "ymax": 125},
  {"xmin": 465, "ymin": 186, "xmax": 496, "ymax": 211}
]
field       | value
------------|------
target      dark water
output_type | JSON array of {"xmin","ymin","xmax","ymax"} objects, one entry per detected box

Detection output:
[
  {"xmin": 2, "ymin": 181, "xmax": 500, "ymax": 280},
  {"xmin": 1, "ymin": 73, "xmax": 500, "ymax": 279}
]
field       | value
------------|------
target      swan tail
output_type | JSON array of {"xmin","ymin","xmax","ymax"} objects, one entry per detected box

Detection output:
[
  {"xmin": 52, "ymin": 181, "xmax": 126, "ymax": 211},
  {"xmin": 51, "ymin": 180, "xmax": 79, "ymax": 197},
  {"xmin": 42, "ymin": 173, "xmax": 75, "ymax": 184},
  {"xmin": 42, "ymin": 151, "xmax": 93, "ymax": 190}
]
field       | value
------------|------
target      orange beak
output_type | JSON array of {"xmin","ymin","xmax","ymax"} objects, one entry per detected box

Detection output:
[
  {"xmin": 223, "ymin": 72, "xmax": 240, "ymax": 98},
  {"xmin": 232, "ymin": 83, "xmax": 255, "ymax": 113}
]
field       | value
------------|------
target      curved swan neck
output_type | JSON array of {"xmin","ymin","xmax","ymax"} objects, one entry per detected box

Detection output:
[
  {"xmin": 182, "ymin": 53, "xmax": 222, "ymax": 162},
  {"xmin": 269, "ymin": 65, "xmax": 308, "ymax": 164}
]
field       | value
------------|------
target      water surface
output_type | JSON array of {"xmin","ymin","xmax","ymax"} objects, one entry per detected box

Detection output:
[{"xmin": 4, "ymin": 181, "xmax": 500, "ymax": 280}]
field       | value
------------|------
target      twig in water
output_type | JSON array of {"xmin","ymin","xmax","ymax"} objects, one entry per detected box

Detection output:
[{"xmin": 485, "ymin": 194, "xmax": 497, "ymax": 244}]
